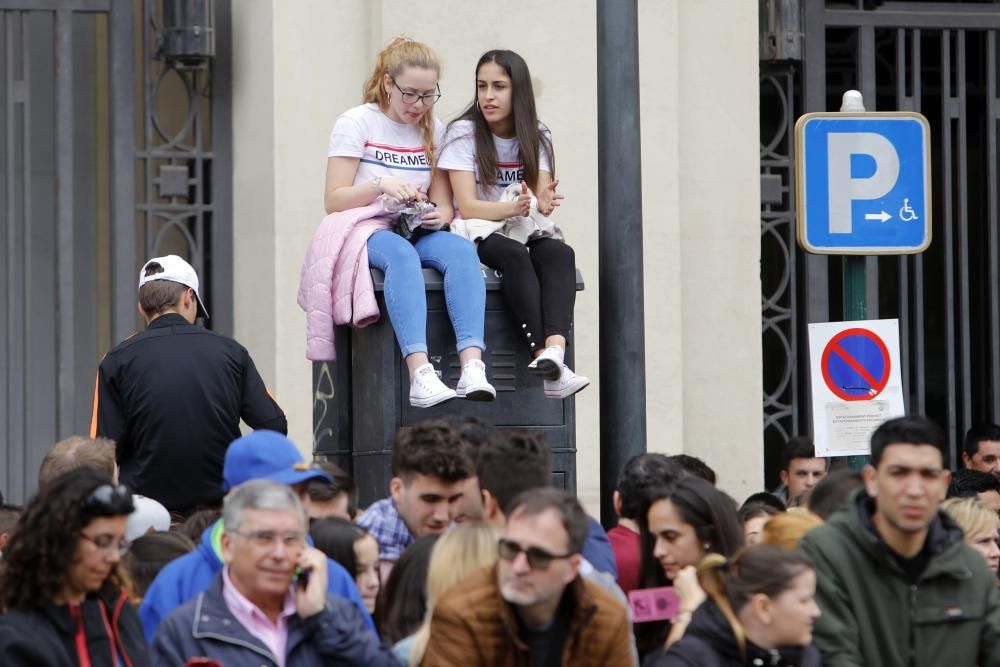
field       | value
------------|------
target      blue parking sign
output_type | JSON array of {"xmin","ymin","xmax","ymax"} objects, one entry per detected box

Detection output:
[{"xmin": 795, "ymin": 112, "xmax": 931, "ymax": 254}]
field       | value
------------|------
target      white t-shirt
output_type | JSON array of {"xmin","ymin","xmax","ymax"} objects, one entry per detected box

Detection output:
[
  {"xmin": 437, "ymin": 119, "xmax": 552, "ymax": 202},
  {"xmin": 327, "ymin": 103, "xmax": 445, "ymax": 190}
]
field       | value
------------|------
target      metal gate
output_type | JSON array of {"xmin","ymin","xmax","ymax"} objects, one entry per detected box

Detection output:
[
  {"xmin": 762, "ymin": 0, "xmax": 1000, "ymax": 481},
  {"xmin": 0, "ymin": 0, "xmax": 231, "ymax": 504}
]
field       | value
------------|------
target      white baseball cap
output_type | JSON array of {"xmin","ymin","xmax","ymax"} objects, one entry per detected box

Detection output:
[{"xmin": 138, "ymin": 254, "xmax": 210, "ymax": 319}]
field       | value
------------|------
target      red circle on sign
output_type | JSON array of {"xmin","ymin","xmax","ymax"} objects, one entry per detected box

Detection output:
[{"xmin": 820, "ymin": 328, "xmax": 891, "ymax": 401}]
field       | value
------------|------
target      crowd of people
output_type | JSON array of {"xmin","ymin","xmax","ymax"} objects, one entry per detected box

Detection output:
[
  {"xmin": 4, "ymin": 414, "xmax": 1000, "ymax": 666},
  {"xmin": 6, "ymin": 33, "xmax": 1000, "ymax": 667}
]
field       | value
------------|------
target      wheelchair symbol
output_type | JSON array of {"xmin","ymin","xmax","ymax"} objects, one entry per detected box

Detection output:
[{"xmin": 899, "ymin": 198, "xmax": 918, "ymax": 222}]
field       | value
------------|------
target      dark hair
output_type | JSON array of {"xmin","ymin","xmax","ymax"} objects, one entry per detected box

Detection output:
[
  {"xmin": 375, "ymin": 534, "xmax": 438, "ymax": 643},
  {"xmin": 443, "ymin": 415, "xmax": 492, "ymax": 449},
  {"xmin": 449, "ymin": 49, "xmax": 554, "ymax": 193},
  {"xmin": 740, "ymin": 492, "xmax": 786, "ymax": 514},
  {"xmin": 174, "ymin": 508, "xmax": 222, "ymax": 543},
  {"xmin": 964, "ymin": 423, "xmax": 1000, "ymax": 458},
  {"xmin": 309, "ymin": 517, "xmax": 369, "ymax": 576},
  {"xmin": 699, "ymin": 546, "xmax": 815, "ymax": 659},
  {"xmin": 948, "ymin": 468, "xmax": 1000, "ymax": 498},
  {"xmin": 138, "ymin": 262, "xmax": 186, "ymax": 315},
  {"xmin": 0, "ymin": 468, "xmax": 134, "ymax": 610},
  {"xmin": 738, "ymin": 502, "xmax": 781, "ymax": 526},
  {"xmin": 669, "ymin": 455, "xmax": 717, "ymax": 485},
  {"xmin": 307, "ymin": 461, "xmax": 358, "ymax": 519},
  {"xmin": 781, "ymin": 436, "xmax": 819, "ymax": 471},
  {"xmin": 391, "ymin": 420, "xmax": 474, "ymax": 483},
  {"xmin": 508, "ymin": 488, "xmax": 588, "ymax": 554},
  {"xmin": 870, "ymin": 416, "xmax": 947, "ymax": 468},
  {"xmin": 616, "ymin": 453, "xmax": 686, "ymax": 520},
  {"xmin": 634, "ymin": 477, "xmax": 742, "ymax": 658},
  {"xmin": 806, "ymin": 469, "xmax": 864, "ymax": 520},
  {"xmin": 476, "ymin": 430, "xmax": 551, "ymax": 515},
  {"xmin": 122, "ymin": 531, "xmax": 195, "ymax": 599},
  {"xmin": 38, "ymin": 436, "xmax": 117, "ymax": 488},
  {"xmin": 639, "ymin": 478, "xmax": 744, "ymax": 588}
]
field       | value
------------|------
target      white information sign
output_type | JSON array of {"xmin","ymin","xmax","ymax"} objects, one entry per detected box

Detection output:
[{"xmin": 808, "ymin": 319, "xmax": 905, "ymax": 457}]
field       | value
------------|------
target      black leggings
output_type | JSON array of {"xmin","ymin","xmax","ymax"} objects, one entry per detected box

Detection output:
[{"xmin": 476, "ymin": 235, "xmax": 576, "ymax": 353}]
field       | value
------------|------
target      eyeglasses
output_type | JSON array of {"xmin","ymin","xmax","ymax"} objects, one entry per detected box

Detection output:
[
  {"xmin": 498, "ymin": 538, "xmax": 573, "ymax": 571},
  {"xmin": 230, "ymin": 529, "xmax": 307, "ymax": 550},
  {"xmin": 79, "ymin": 531, "xmax": 130, "ymax": 556},
  {"xmin": 390, "ymin": 77, "xmax": 442, "ymax": 106},
  {"xmin": 84, "ymin": 483, "xmax": 134, "ymax": 514}
]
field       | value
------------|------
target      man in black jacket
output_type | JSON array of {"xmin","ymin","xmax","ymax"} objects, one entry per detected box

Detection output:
[{"xmin": 91, "ymin": 255, "xmax": 287, "ymax": 514}]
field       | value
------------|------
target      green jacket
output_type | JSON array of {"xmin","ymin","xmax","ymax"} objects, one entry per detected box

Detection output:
[{"xmin": 798, "ymin": 489, "xmax": 1000, "ymax": 667}]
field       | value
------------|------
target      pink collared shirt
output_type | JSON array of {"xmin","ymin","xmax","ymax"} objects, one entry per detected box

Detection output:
[{"xmin": 222, "ymin": 567, "xmax": 298, "ymax": 666}]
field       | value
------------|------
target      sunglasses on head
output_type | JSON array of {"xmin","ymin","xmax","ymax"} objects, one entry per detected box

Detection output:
[
  {"xmin": 498, "ymin": 538, "xmax": 573, "ymax": 570},
  {"xmin": 84, "ymin": 483, "xmax": 134, "ymax": 514}
]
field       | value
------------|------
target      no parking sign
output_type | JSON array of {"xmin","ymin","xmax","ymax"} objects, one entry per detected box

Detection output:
[{"xmin": 808, "ymin": 319, "xmax": 905, "ymax": 456}]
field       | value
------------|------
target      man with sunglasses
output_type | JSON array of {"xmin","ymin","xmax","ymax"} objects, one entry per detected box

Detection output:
[
  {"xmin": 151, "ymin": 480, "xmax": 397, "ymax": 666},
  {"xmin": 422, "ymin": 488, "xmax": 633, "ymax": 667}
]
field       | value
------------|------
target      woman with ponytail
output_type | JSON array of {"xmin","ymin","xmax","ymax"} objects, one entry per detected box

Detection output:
[
  {"xmin": 321, "ymin": 36, "xmax": 494, "ymax": 408},
  {"xmin": 650, "ymin": 545, "xmax": 822, "ymax": 667}
]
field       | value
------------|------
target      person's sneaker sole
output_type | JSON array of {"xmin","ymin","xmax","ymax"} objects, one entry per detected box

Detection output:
[
  {"xmin": 531, "ymin": 358, "xmax": 562, "ymax": 381},
  {"xmin": 410, "ymin": 389, "xmax": 458, "ymax": 408},
  {"xmin": 544, "ymin": 377, "xmax": 590, "ymax": 399},
  {"xmin": 457, "ymin": 386, "xmax": 496, "ymax": 401}
]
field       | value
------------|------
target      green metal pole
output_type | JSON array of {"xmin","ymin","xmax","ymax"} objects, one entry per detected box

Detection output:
[
  {"xmin": 838, "ymin": 91, "xmax": 871, "ymax": 472},
  {"xmin": 843, "ymin": 254, "xmax": 870, "ymax": 471}
]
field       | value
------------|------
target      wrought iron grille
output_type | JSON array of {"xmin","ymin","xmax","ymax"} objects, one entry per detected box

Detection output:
[
  {"xmin": 138, "ymin": 0, "xmax": 231, "ymax": 333},
  {"xmin": 761, "ymin": 63, "xmax": 803, "ymax": 487}
]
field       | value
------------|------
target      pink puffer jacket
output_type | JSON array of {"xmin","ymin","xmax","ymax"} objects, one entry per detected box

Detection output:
[{"xmin": 297, "ymin": 202, "xmax": 393, "ymax": 361}]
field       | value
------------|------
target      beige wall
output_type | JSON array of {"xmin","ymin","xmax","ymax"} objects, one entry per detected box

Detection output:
[{"xmin": 231, "ymin": 0, "xmax": 762, "ymax": 512}]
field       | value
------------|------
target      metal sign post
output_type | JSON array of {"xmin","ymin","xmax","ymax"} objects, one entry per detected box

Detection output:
[{"xmin": 796, "ymin": 90, "xmax": 932, "ymax": 468}]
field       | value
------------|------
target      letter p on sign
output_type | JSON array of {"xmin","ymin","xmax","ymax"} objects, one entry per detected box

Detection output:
[{"xmin": 827, "ymin": 133, "xmax": 900, "ymax": 234}]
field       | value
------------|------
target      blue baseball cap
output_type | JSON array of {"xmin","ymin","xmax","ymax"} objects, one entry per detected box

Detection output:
[{"xmin": 223, "ymin": 430, "xmax": 332, "ymax": 490}]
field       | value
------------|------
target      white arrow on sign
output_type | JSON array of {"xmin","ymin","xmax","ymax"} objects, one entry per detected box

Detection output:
[{"xmin": 864, "ymin": 211, "xmax": 892, "ymax": 223}]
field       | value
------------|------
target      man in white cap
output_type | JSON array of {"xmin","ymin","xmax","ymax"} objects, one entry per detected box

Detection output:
[{"xmin": 91, "ymin": 255, "xmax": 287, "ymax": 516}]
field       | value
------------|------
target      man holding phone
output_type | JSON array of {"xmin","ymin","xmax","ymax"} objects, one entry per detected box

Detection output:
[{"xmin": 151, "ymin": 480, "xmax": 399, "ymax": 666}]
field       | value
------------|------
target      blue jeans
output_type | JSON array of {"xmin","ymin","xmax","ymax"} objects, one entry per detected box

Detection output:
[{"xmin": 366, "ymin": 230, "xmax": 486, "ymax": 357}]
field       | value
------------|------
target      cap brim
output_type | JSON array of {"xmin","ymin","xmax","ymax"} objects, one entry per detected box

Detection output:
[
  {"xmin": 195, "ymin": 292, "xmax": 210, "ymax": 319},
  {"xmin": 264, "ymin": 468, "xmax": 333, "ymax": 487}
]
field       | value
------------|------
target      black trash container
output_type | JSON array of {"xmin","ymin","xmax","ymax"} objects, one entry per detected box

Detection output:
[{"xmin": 312, "ymin": 266, "xmax": 584, "ymax": 506}]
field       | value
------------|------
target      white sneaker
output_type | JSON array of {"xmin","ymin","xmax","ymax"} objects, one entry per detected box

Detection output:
[
  {"xmin": 455, "ymin": 359, "xmax": 496, "ymax": 401},
  {"xmin": 528, "ymin": 345, "xmax": 564, "ymax": 381},
  {"xmin": 544, "ymin": 365, "xmax": 590, "ymax": 399},
  {"xmin": 410, "ymin": 363, "xmax": 457, "ymax": 408}
]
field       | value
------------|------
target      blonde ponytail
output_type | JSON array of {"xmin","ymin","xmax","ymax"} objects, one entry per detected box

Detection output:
[
  {"xmin": 696, "ymin": 545, "xmax": 814, "ymax": 661},
  {"xmin": 697, "ymin": 553, "xmax": 748, "ymax": 659},
  {"xmin": 362, "ymin": 35, "xmax": 441, "ymax": 165}
]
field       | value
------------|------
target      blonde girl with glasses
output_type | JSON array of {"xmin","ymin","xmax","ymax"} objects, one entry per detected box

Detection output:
[{"xmin": 320, "ymin": 36, "xmax": 494, "ymax": 408}]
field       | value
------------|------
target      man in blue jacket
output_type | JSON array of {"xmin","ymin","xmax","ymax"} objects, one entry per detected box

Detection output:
[
  {"xmin": 140, "ymin": 430, "xmax": 373, "ymax": 642},
  {"xmin": 152, "ymin": 480, "xmax": 398, "ymax": 666}
]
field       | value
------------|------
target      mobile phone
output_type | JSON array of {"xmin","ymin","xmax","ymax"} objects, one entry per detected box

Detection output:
[{"xmin": 295, "ymin": 566, "xmax": 312, "ymax": 590}]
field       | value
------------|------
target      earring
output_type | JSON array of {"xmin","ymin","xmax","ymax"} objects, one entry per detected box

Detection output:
[{"xmin": 703, "ymin": 543, "xmax": 711, "ymax": 551}]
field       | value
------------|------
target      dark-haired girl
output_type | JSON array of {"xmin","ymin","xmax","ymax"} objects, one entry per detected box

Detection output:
[
  {"xmin": 309, "ymin": 517, "xmax": 381, "ymax": 614},
  {"xmin": 0, "ymin": 467, "xmax": 149, "ymax": 666},
  {"xmin": 651, "ymin": 545, "xmax": 822, "ymax": 667},
  {"xmin": 439, "ymin": 49, "xmax": 588, "ymax": 399},
  {"xmin": 636, "ymin": 477, "xmax": 744, "ymax": 657}
]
